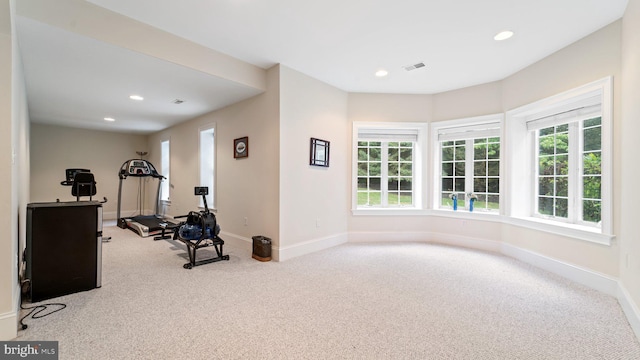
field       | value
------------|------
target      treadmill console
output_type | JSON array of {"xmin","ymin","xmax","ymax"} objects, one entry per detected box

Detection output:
[
  {"xmin": 128, "ymin": 160, "xmax": 152, "ymax": 175},
  {"xmin": 118, "ymin": 159, "xmax": 162, "ymax": 179}
]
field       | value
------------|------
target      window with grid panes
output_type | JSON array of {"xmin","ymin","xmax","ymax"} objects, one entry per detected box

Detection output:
[
  {"xmin": 505, "ymin": 77, "xmax": 612, "ymax": 241},
  {"xmin": 441, "ymin": 140, "xmax": 467, "ymax": 208},
  {"xmin": 357, "ymin": 141, "xmax": 414, "ymax": 207},
  {"xmin": 434, "ymin": 115, "xmax": 502, "ymax": 212},
  {"xmin": 354, "ymin": 123, "xmax": 426, "ymax": 211},
  {"xmin": 535, "ymin": 117, "xmax": 602, "ymax": 224},
  {"xmin": 473, "ymin": 137, "xmax": 500, "ymax": 211}
]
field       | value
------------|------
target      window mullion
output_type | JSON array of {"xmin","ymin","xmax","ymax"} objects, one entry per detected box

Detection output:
[
  {"xmin": 465, "ymin": 139, "xmax": 474, "ymax": 209},
  {"xmin": 577, "ymin": 121, "xmax": 584, "ymax": 224},
  {"xmin": 381, "ymin": 142, "xmax": 389, "ymax": 207},
  {"xmin": 533, "ymin": 133, "xmax": 540, "ymax": 217},
  {"xmin": 568, "ymin": 123, "xmax": 579, "ymax": 223}
]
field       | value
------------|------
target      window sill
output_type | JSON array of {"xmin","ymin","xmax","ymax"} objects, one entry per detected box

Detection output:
[
  {"xmin": 505, "ymin": 216, "xmax": 614, "ymax": 246},
  {"xmin": 428, "ymin": 209, "xmax": 502, "ymax": 222}
]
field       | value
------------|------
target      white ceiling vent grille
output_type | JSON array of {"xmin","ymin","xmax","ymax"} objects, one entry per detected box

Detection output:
[{"xmin": 403, "ymin": 62, "xmax": 426, "ymax": 71}]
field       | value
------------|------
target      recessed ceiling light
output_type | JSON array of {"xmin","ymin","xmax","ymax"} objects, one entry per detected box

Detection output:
[
  {"xmin": 494, "ymin": 30, "xmax": 514, "ymax": 41},
  {"xmin": 375, "ymin": 69, "xmax": 388, "ymax": 77},
  {"xmin": 129, "ymin": 95, "xmax": 144, "ymax": 101},
  {"xmin": 104, "ymin": 117, "xmax": 115, "ymax": 122}
]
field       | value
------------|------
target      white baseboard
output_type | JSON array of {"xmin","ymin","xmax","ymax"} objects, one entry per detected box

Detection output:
[
  {"xmin": 350, "ymin": 233, "xmax": 616, "ymax": 296},
  {"xmin": 0, "ymin": 286, "xmax": 19, "ymax": 340},
  {"xmin": 218, "ymin": 232, "xmax": 252, "ymax": 251},
  {"xmin": 0, "ymin": 311, "xmax": 17, "ymax": 341},
  {"xmin": 349, "ymin": 231, "xmax": 430, "ymax": 243},
  {"xmin": 349, "ymin": 230, "xmax": 622, "ymax": 294},
  {"xmin": 221, "ymin": 232, "xmax": 349, "ymax": 262},
  {"xmin": 349, "ymin": 231, "xmax": 501, "ymax": 253},
  {"xmin": 427, "ymin": 232, "xmax": 502, "ymax": 253},
  {"xmin": 500, "ymin": 242, "xmax": 619, "ymax": 296},
  {"xmin": 618, "ymin": 284, "xmax": 640, "ymax": 340},
  {"xmin": 103, "ymin": 210, "xmax": 118, "ymax": 221},
  {"xmin": 278, "ymin": 233, "xmax": 348, "ymax": 262}
]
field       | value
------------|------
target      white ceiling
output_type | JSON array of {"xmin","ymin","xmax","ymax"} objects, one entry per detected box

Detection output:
[
  {"xmin": 16, "ymin": 0, "xmax": 628, "ymax": 134},
  {"xmin": 15, "ymin": 16, "xmax": 263, "ymax": 134}
]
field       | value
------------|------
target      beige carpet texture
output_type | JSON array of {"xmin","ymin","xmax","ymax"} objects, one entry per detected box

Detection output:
[{"xmin": 16, "ymin": 225, "xmax": 640, "ymax": 359}]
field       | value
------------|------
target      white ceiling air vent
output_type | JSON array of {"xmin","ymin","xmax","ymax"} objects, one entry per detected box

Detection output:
[
  {"xmin": 172, "ymin": 99, "xmax": 184, "ymax": 104},
  {"xmin": 403, "ymin": 62, "xmax": 426, "ymax": 71}
]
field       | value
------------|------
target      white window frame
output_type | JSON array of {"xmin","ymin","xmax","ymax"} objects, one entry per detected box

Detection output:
[
  {"xmin": 533, "ymin": 118, "xmax": 602, "ymax": 226},
  {"xmin": 352, "ymin": 122, "xmax": 428, "ymax": 215},
  {"xmin": 431, "ymin": 114, "xmax": 503, "ymax": 213},
  {"xmin": 198, "ymin": 124, "xmax": 216, "ymax": 209},
  {"xmin": 160, "ymin": 139, "xmax": 170, "ymax": 202},
  {"xmin": 505, "ymin": 77, "xmax": 613, "ymax": 245}
]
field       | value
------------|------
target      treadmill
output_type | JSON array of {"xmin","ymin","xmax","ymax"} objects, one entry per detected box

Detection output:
[{"xmin": 116, "ymin": 159, "xmax": 175, "ymax": 237}]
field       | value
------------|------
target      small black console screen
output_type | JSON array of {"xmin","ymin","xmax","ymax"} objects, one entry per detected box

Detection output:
[
  {"xmin": 194, "ymin": 187, "xmax": 209, "ymax": 195},
  {"xmin": 61, "ymin": 168, "xmax": 91, "ymax": 186},
  {"xmin": 128, "ymin": 160, "xmax": 152, "ymax": 175}
]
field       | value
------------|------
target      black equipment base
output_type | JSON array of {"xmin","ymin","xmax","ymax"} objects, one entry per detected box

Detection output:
[
  {"xmin": 179, "ymin": 236, "xmax": 229, "ymax": 269},
  {"xmin": 119, "ymin": 215, "xmax": 176, "ymax": 237},
  {"xmin": 153, "ymin": 222, "xmax": 178, "ymax": 241}
]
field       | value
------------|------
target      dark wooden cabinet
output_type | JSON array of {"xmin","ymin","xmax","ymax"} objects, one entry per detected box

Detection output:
[{"xmin": 26, "ymin": 201, "xmax": 103, "ymax": 302}]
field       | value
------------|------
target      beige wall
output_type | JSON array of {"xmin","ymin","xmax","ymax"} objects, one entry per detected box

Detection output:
[
  {"xmin": 0, "ymin": 0, "xmax": 14, "ymax": 341},
  {"xmin": 147, "ymin": 65, "xmax": 349, "ymax": 258},
  {"xmin": 348, "ymin": 93, "xmax": 432, "ymax": 123},
  {"xmin": 502, "ymin": 20, "xmax": 622, "ymax": 111},
  {"xmin": 147, "ymin": 66, "xmax": 280, "ymax": 250},
  {"xmin": 1, "ymin": 0, "xmax": 29, "ymax": 341},
  {"xmin": 278, "ymin": 66, "xmax": 349, "ymax": 253},
  {"xmin": 432, "ymin": 81, "xmax": 502, "ymax": 122},
  {"xmin": 621, "ymin": 0, "xmax": 640, "ymax": 320},
  {"xmin": 29, "ymin": 124, "xmax": 148, "ymax": 219}
]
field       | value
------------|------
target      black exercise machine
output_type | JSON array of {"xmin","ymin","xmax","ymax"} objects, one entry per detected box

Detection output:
[
  {"xmin": 60, "ymin": 168, "xmax": 94, "ymax": 201},
  {"xmin": 116, "ymin": 159, "xmax": 175, "ymax": 237},
  {"xmin": 172, "ymin": 187, "xmax": 229, "ymax": 269},
  {"xmin": 58, "ymin": 168, "xmax": 110, "ymax": 241}
]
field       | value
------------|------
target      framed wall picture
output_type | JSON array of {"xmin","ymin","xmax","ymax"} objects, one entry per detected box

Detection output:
[
  {"xmin": 234, "ymin": 136, "xmax": 249, "ymax": 158},
  {"xmin": 310, "ymin": 138, "xmax": 330, "ymax": 167}
]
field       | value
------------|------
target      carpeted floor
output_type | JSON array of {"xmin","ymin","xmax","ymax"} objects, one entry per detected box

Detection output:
[{"xmin": 15, "ymin": 225, "xmax": 640, "ymax": 359}]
